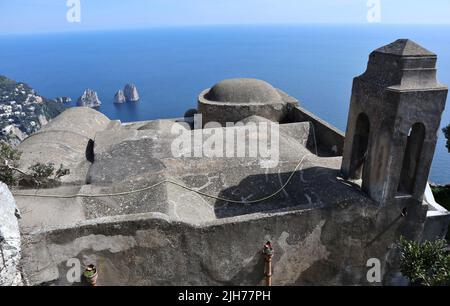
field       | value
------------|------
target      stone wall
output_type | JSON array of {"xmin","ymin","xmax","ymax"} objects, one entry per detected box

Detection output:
[
  {"xmin": 21, "ymin": 195, "xmax": 427, "ymax": 286},
  {"xmin": 288, "ymin": 106, "xmax": 345, "ymax": 156}
]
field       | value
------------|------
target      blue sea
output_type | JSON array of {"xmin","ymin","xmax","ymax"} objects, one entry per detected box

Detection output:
[{"xmin": 0, "ymin": 25, "xmax": 449, "ymax": 183}]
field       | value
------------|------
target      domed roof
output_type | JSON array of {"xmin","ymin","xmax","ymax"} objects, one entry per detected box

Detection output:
[{"xmin": 205, "ymin": 78, "xmax": 282, "ymax": 103}]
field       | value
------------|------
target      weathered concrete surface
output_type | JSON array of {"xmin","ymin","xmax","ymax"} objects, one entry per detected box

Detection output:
[
  {"xmin": 17, "ymin": 107, "xmax": 113, "ymax": 184},
  {"xmin": 0, "ymin": 183, "xmax": 22, "ymax": 286},
  {"xmin": 198, "ymin": 78, "xmax": 298, "ymax": 126},
  {"xmin": 16, "ymin": 186, "xmax": 86, "ymax": 235},
  {"xmin": 288, "ymin": 106, "xmax": 345, "ymax": 156},
  {"xmin": 14, "ymin": 94, "xmax": 340, "ymax": 223},
  {"xmin": 15, "ymin": 113, "xmax": 340, "ymax": 225},
  {"xmin": 20, "ymin": 196, "xmax": 427, "ymax": 286}
]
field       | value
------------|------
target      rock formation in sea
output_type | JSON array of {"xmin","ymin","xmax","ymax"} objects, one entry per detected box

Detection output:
[
  {"xmin": 77, "ymin": 89, "xmax": 101, "ymax": 108},
  {"xmin": 124, "ymin": 83, "xmax": 140, "ymax": 102},
  {"xmin": 114, "ymin": 90, "xmax": 126, "ymax": 104}
]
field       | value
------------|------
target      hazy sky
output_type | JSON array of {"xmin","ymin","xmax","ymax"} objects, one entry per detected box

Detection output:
[{"xmin": 1, "ymin": 0, "xmax": 449, "ymax": 34}]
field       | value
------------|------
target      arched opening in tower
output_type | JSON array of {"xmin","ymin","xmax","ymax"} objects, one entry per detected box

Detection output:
[
  {"xmin": 397, "ymin": 122, "xmax": 425, "ymax": 195},
  {"xmin": 349, "ymin": 113, "xmax": 370, "ymax": 179}
]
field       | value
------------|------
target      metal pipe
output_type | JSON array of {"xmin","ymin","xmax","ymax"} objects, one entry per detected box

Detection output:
[{"xmin": 263, "ymin": 241, "xmax": 274, "ymax": 286}]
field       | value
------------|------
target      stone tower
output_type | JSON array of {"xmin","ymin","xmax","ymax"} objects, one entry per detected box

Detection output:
[{"xmin": 341, "ymin": 39, "xmax": 448, "ymax": 205}]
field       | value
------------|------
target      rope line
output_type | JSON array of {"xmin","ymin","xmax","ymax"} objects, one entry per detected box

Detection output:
[
  {"xmin": 12, "ymin": 120, "xmax": 319, "ymax": 204},
  {"xmin": 12, "ymin": 155, "xmax": 310, "ymax": 204}
]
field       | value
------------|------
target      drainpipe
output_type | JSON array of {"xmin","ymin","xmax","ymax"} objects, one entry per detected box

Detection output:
[
  {"xmin": 0, "ymin": 240, "xmax": 5, "ymax": 271},
  {"xmin": 263, "ymin": 241, "xmax": 274, "ymax": 286}
]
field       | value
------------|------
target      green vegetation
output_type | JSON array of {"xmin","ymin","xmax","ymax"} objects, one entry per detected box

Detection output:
[
  {"xmin": 431, "ymin": 185, "xmax": 450, "ymax": 242},
  {"xmin": 444, "ymin": 124, "xmax": 450, "ymax": 153},
  {"xmin": 0, "ymin": 75, "xmax": 67, "ymax": 145},
  {"xmin": 399, "ymin": 236, "xmax": 450, "ymax": 286},
  {"xmin": 28, "ymin": 162, "xmax": 70, "ymax": 187},
  {"xmin": 431, "ymin": 125, "xmax": 450, "ymax": 241},
  {"xmin": 431, "ymin": 185, "xmax": 450, "ymax": 210},
  {"xmin": 42, "ymin": 99, "xmax": 67, "ymax": 119},
  {"xmin": 0, "ymin": 141, "xmax": 22, "ymax": 185},
  {"xmin": 0, "ymin": 76, "xmax": 70, "ymax": 186},
  {"xmin": 0, "ymin": 141, "xmax": 69, "ymax": 188},
  {"xmin": 83, "ymin": 268, "xmax": 97, "ymax": 278},
  {"xmin": 0, "ymin": 76, "xmax": 28, "ymax": 93},
  {"xmin": 28, "ymin": 163, "xmax": 55, "ymax": 181}
]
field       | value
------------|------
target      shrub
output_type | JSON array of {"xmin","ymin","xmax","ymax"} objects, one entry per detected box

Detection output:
[
  {"xmin": 430, "ymin": 185, "xmax": 450, "ymax": 242},
  {"xmin": 443, "ymin": 124, "xmax": 450, "ymax": 153},
  {"xmin": 0, "ymin": 141, "xmax": 69, "ymax": 187},
  {"xmin": 28, "ymin": 162, "xmax": 55, "ymax": 181},
  {"xmin": 431, "ymin": 185, "xmax": 450, "ymax": 210},
  {"xmin": 28, "ymin": 162, "xmax": 70, "ymax": 186},
  {"xmin": 399, "ymin": 236, "xmax": 450, "ymax": 286},
  {"xmin": 0, "ymin": 141, "xmax": 21, "ymax": 185}
]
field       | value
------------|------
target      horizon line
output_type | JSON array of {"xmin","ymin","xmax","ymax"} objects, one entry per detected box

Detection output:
[{"xmin": 1, "ymin": 22, "xmax": 450, "ymax": 36}]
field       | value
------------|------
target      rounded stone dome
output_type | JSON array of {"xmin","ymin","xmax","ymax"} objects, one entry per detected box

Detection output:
[{"xmin": 205, "ymin": 78, "xmax": 282, "ymax": 103}]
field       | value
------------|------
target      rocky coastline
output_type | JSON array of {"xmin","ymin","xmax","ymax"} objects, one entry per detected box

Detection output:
[{"xmin": 0, "ymin": 75, "xmax": 66, "ymax": 147}]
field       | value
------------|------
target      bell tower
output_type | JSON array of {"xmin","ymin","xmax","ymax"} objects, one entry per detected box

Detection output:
[{"xmin": 341, "ymin": 39, "xmax": 448, "ymax": 205}]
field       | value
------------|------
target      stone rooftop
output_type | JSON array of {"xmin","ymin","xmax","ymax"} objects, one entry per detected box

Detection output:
[
  {"xmin": 374, "ymin": 38, "xmax": 435, "ymax": 57},
  {"xmin": 205, "ymin": 78, "xmax": 284, "ymax": 103},
  {"xmin": 15, "ymin": 106, "xmax": 368, "ymax": 233}
]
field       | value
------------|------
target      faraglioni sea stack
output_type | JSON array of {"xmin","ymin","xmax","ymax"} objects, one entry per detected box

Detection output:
[
  {"xmin": 114, "ymin": 90, "xmax": 126, "ymax": 104},
  {"xmin": 77, "ymin": 89, "xmax": 101, "ymax": 108},
  {"xmin": 124, "ymin": 83, "xmax": 140, "ymax": 102}
]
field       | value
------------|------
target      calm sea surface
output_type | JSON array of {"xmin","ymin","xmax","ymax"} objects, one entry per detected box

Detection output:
[{"xmin": 0, "ymin": 25, "xmax": 449, "ymax": 183}]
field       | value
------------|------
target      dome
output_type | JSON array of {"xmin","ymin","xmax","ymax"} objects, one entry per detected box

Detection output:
[{"xmin": 205, "ymin": 78, "xmax": 282, "ymax": 103}]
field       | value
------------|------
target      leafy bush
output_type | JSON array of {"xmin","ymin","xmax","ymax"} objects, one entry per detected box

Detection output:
[
  {"xmin": 0, "ymin": 141, "xmax": 69, "ymax": 187},
  {"xmin": 444, "ymin": 124, "xmax": 450, "ymax": 153},
  {"xmin": 0, "ymin": 141, "xmax": 21, "ymax": 162},
  {"xmin": 431, "ymin": 185, "xmax": 450, "ymax": 242},
  {"xmin": 399, "ymin": 236, "xmax": 450, "ymax": 286},
  {"xmin": 0, "ymin": 75, "xmax": 20, "ymax": 93},
  {"xmin": 42, "ymin": 99, "xmax": 67, "ymax": 119},
  {"xmin": 28, "ymin": 162, "xmax": 56, "ymax": 181},
  {"xmin": 0, "ymin": 141, "xmax": 21, "ymax": 185},
  {"xmin": 431, "ymin": 185, "xmax": 450, "ymax": 210},
  {"xmin": 27, "ymin": 162, "xmax": 70, "ymax": 186}
]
